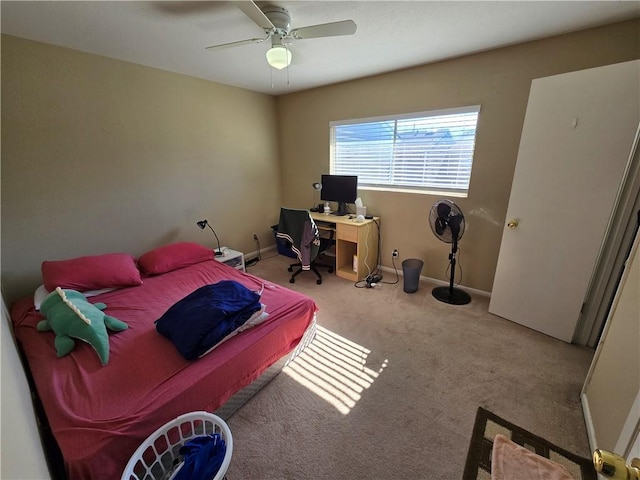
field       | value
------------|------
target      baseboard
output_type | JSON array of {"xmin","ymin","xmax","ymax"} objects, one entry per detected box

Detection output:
[
  {"xmin": 378, "ymin": 265, "xmax": 491, "ymax": 297},
  {"xmin": 256, "ymin": 252, "xmax": 492, "ymax": 297},
  {"xmin": 245, "ymin": 244, "xmax": 276, "ymax": 261}
]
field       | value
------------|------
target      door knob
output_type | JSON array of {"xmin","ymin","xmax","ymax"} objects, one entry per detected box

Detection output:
[
  {"xmin": 507, "ymin": 219, "xmax": 519, "ymax": 229},
  {"xmin": 593, "ymin": 449, "xmax": 640, "ymax": 479}
]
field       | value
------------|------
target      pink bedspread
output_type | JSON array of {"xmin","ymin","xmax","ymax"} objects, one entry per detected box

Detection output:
[{"xmin": 11, "ymin": 260, "xmax": 317, "ymax": 480}]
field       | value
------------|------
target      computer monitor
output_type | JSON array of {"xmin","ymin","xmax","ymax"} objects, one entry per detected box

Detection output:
[{"xmin": 320, "ymin": 174, "xmax": 358, "ymax": 216}]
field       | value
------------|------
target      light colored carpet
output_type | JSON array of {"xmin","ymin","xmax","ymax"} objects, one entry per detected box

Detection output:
[{"xmin": 225, "ymin": 254, "xmax": 594, "ymax": 479}]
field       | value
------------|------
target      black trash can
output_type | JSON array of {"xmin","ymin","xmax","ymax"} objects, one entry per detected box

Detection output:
[{"xmin": 402, "ymin": 258, "xmax": 424, "ymax": 293}]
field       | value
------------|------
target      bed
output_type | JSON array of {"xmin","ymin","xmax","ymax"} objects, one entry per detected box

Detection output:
[{"xmin": 10, "ymin": 243, "xmax": 317, "ymax": 480}]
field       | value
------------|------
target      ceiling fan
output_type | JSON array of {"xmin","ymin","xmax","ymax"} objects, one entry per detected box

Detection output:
[{"xmin": 205, "ymin": 1, "xmax": 357, "ymax": 69}]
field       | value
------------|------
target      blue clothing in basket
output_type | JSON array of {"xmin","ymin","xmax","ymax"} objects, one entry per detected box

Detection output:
[{"xmin": 174, "ymin": 433, "xmax": 227, "ymax": 480}]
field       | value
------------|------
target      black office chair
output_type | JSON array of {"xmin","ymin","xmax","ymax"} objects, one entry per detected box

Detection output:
[{"xmin": 276, "ymin": 208, "xmax": 334, "ymax": 284}]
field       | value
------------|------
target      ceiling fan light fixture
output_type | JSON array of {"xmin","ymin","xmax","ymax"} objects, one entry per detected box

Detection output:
[{"xmin": 266, "ymin": 45, "xmax": 292, "ymax": 69}]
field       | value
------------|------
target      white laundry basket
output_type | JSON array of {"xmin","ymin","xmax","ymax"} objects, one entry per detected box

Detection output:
[{"xmin": 121, "ymin": 411, "xmax": 233, "ymax": 480}]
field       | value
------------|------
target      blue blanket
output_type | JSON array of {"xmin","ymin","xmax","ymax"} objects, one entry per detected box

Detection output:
[{"xmin": 156, "ymin": 281, "xmax": 261, "ymax": 360}]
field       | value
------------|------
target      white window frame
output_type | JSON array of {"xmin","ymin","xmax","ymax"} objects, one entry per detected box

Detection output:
[{"xmin": 330, "ymin": 105, "xmax": 481, "ymax": 197}]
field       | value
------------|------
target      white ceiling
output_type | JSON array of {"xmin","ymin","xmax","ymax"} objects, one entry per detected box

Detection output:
[{"xmin": 2, "ymin": 1, "xmax": 638, "ymax": 95}]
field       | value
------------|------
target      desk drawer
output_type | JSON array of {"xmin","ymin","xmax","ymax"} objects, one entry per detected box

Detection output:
[{"xmin": 337, "ymin": 224, "xmax": 358, "ymax": 242}]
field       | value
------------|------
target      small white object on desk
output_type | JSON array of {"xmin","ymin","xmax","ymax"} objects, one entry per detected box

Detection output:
[
  {"xmin": 214, "ymin": 247, "xmax": 245, "ymax": 272},
  {"xmin": 355, "ymin": 197, "xmax": 366, "ymax": 217}
]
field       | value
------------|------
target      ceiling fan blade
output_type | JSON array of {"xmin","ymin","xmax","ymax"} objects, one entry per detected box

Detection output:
[
  {"xmin": 205, "ymin": 35, "xmax": 268, "ymax": 51},
  {"xmin": 235, "ymin": 1, "xmax": 275, "ymax": 30},
  {"xmin": 290, "ymin": 19, "xmax": 357, "ymax": 40}
]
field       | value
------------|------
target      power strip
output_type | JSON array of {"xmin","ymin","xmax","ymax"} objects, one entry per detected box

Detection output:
[{"xmin": 365, "ymin": 273, "xmax": 383, "ymax": 287}]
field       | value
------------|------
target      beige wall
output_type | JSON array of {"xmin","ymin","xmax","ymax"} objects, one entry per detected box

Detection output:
[
  {"xmin": 2, "ymin": 20, "xmax": 639, "ymax": 304},
  {"xmin": 276, "ymin": 19, "xmax": 640, "ymax": 292},
  {"xmin": 1, "ymin": 35, "xmax": 282, "ymax": 305}
]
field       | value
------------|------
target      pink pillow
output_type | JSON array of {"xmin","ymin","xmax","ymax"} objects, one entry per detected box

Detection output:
[
  {"xmin": 138, "ymin": 242, "xmax": 213, "ymax": 275},
  {"xmin": 42, "ymin": 253, "xmax": 142, "ymax": 292}
]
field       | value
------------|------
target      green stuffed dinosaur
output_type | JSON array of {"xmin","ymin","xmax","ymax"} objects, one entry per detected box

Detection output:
[{"xmin": 37, "ymin": 287, "xmax": 128, "ymax": 365}]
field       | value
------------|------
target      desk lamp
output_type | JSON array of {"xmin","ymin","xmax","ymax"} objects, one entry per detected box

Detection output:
[
  {"xmin": 312, "ymin": 182, "xmax": 322, "ymax": 211},
  {"xmin": 196, "ymin": 220, "xmax": 223, "ymax": 256}
]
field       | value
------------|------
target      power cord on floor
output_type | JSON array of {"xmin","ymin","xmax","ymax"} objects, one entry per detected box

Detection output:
[
  {"xmin": 245, "ymin": 235, "xmax": 262, "ymax": 268},
  {"xmin": 353, "ymin": 218, "xmax": 399, "ymax": 288},
  {"xmin": 354, "ymin": 254, "xmax": 400, "ymax": 288},
  {"xmin": 381, "ymin": 257, "xmax": 400, "ymax": 285}
]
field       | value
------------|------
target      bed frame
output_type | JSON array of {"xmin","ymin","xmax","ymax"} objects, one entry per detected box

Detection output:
[{"xmin": 18, "ymin": 316, "xmax": 316, "ymax": 480}]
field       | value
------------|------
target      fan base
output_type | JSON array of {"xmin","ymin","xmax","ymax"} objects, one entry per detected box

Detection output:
[{"xmin": 432, "ymin": 286, "xmax": 471, "ymax": 305}]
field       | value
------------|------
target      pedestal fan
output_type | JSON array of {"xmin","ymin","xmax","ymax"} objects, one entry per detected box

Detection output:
[{"xmin": 429, "ymin": 200, "xmax": 471, "ymax": 305}]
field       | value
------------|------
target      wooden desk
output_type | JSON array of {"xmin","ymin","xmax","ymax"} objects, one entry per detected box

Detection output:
[{"xmin": 310, "ymin": 212, "xmax": 380, "ymax": 282}]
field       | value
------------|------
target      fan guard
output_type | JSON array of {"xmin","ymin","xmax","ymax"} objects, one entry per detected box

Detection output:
[{"xmin": 429, "ymin": 200, "xmax": 466, "ymax": 243}]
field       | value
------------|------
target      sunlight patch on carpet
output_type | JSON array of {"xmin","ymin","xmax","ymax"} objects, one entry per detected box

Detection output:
[{"xmin": 284, "ymin": 325, "xmax": 387, "ymax": 414}]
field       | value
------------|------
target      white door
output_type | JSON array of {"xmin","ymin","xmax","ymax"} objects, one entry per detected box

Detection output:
[
  {"xmin": 489, "ymin": 60, "xmax": 640, "ymax": 342},
  {"xmin": 582, "ymin": 229, "xmax": 639, "ymax": 474}
]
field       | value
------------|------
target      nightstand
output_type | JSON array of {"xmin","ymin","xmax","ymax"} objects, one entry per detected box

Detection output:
[{"xmin": 215, "ymin": 247, "xmax": 245, "ymax": 272}]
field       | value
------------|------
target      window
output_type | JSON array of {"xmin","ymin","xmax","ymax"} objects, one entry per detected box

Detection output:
[{"xmin": 330, "ymin": 105, "xmax": 480, "ymax": 196}]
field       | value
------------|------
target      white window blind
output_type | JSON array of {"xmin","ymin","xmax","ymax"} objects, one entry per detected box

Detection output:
[{"xmin": 330, "ymin": 106, "xmax": 480, "ymax": 195}]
